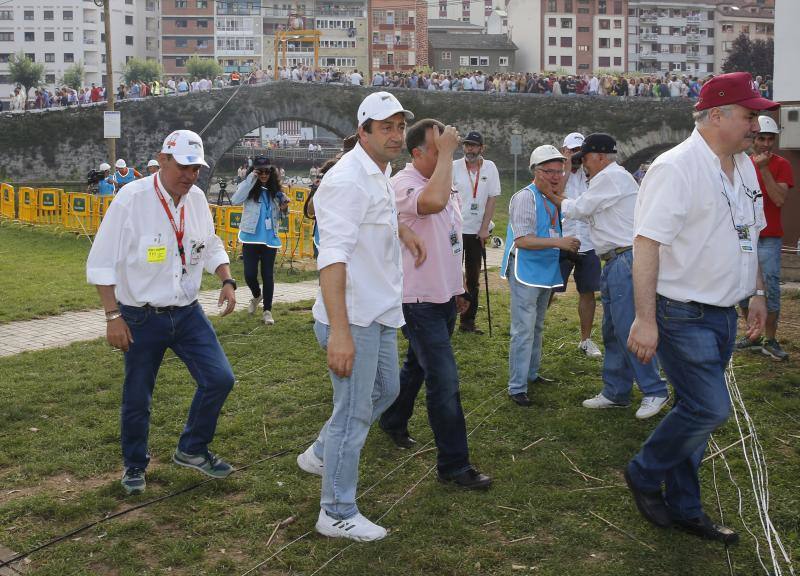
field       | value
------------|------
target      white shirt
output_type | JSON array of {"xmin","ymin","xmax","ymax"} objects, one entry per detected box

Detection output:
[
  {"xmin": 561, "ymin": 162, "xmax": 637, "ymax": 255},
  {"xmin": 86, "ymin": 175, "xmax": 229, "ymax": 307},
  {"xmin": 440, "ymin": 78, "xmax": 451, "ymax": 91},
  {"xmin": 475, "ymin": 74, "xmax": 485, "ymax": 90},
  {"xmin": 312, "ymin": 143, "xmax": 404, "ymax": 328},
  {"xmin": 452, "ymin": 157, "xmax": 501, "ymax": 235},
  {"xmin": 561, "ymin": 169, "xmax": 593, "ymax": 252},
  {"xmin": 462, "ymin": 77, "xmax": 474, "ymax": 91},
  {"xmin": 350, "ymin": 72, "xmax": 363, "ymax": 85},
  {"xmin": 589, "ymin": 77, "xmax": 599, "ymax": 92},
  {"xmin": 634, "ymin": 128, "xmax": 765, "ymax": 307}
]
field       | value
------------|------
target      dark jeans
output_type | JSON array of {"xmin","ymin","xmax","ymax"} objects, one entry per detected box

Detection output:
[
  {"xmin": 628, "ymin": 296, "xmax": 737, "ymax": 520},
  {"xmin": 379, "ymin": 299, "xmax": 471, "ymax": 476},
  {"xmin": 242, "ymin": 243, "xmax": 277, "ymax": 310},
  {"xmin": 461, "ymin": 234, "xmax": 483, "ymax": 326},
  {"xmin": 119, "ymin": 301, "xmax": 235, "ymax": 469}
]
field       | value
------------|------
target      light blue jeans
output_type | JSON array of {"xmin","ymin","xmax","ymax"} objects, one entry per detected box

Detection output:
[
  {"xmin": 311, "ymin": 320, "xmax": 400, "ymax": 520},
  {"xmin": 508, "ymin": 266, "xmax": 551, "ymax": 396}
]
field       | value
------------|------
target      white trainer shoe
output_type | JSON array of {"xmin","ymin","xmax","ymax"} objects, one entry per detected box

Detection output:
[
  {"xmin": 635, "ymin": 395, "xmax": 670, "ymax": 420},
  {"xmin": 315, "ymin": 509, "xmax": 387, "ymax": 542},
  {"xmin": 248, "ymin": 295, "xmax": 263, "ymax": 315},
  {"xmin": 296, "ymin": 445, "xmax": 323, "ymax": 477},
  {"xmin": 582, "ymin": 393, "xmax": 630, "ymax": 409},
  {"xmin": 579, "ymin": 338, "xmax": 602, "ymax": 358},
  {"xmin": 262, "ymin": 310, "xmax": 275, "ymax": 325}
]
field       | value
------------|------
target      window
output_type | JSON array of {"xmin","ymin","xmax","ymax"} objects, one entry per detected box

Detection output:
[
  {"xmin": 25, "ymin": 32, "xmax": 35, "ymax": 42},
  {"xmin": 707, "ymin": 45, "xmax": 714, "ymax": 55},
  {"xmin": 176, "ymin": 19, "xmax": 188, "ymax": 27},
  {"xmin": 25, "ymin": 53, "xmax": 35, "ymax": 62},
  {"xmin": 459, "ymin": 56, "xmax": 469, "ymax": 66},
  {"xmin": 614, "ymin": 56, "xmax": 622, "ymax": 65},
  {"xmin": 561, "ymin": 18, "xmax": 572, "ymax": 28},
  {"xmin": 43, "ymin": 10, "xmax": 54, "ymax": 20},
  {"xmin": 613, "ymin": 19, "xmax": 622, "ymax": 29},
  {"xmin": 722, "ymin": 24, "xmax": 733, "ymax": 33},
  {"xmin": 175, "ymin": 38, "xmax": 188, "ymax": 47},
  {"xmin": 126, "ymin": 35, "xmax": 133, "ymax": 45},
  {"xmin": 146, "ymin": 0, "xmax": 156, "ymax": 10},
  {"xmin": 197, "ymin": 0, "xmax": 208, "ymax": 6},
  {"xmin": 614, "ymin": 38, "xmax": 622, "ymax": 47},
  {"xmin": 63, "ymin": 10, "xmax": 73, "ymax": 20},
  {"xmin": 564, "ymin": 0, "xmax": 573, "ymax": 12},
  {"xmin": 441, "ymin": 51, "xmax": 451, "ymax": 61},
  {"xmin": 125, "ymin": 15, "xmax": 133, "ymax": 25},
  {"xmin": 0, "ymin": 53, "xmax": 8, "ymax": 63},
  {"xmin": 561, "ymin": 36, "xmax": 572, "ymax": 47},
  {"xmin": 0, "ymin": 32, "xmax": 13, "ymax": 41},
  {"xmin": 740, "ymin": 25, "xmax": 749, "ymax": 34},
  {"xmin": 64, "ymin": 32, "xmax": 74, "ymax": 41},
  {"xmin": 549, "ymin": 36, "xmax": 556, "ymax": 46},
  {"xmin": 499, "ymin": 56, "xmax": 509, "ymax": 66},
  {"xmin": 548, "ymin": 55, "xmax": 557, "ymax": 65},
  {"xmin": 578, "ymin": 45, "xmax": 589, "ymax": 51},
  {"xmin": 479, "ymin": 56, "xmax": 489, "ymax": 66},
  {"xmin": 175, "ymin": 57, "xmax": 186, "ymax": 67},
  {"xmin": 0, "ymin": 10, "xmax": 12, "ymax": 20},
  {"xmin": 45, "ymin": 32, "xmax": 54, "ymax": 41},
  {"xmin": 24, "ymin": 10, "xmax": 34, "ymax": 20},
  {"xmin": 708, "ymin": 28, "xmax": 714, "ymax": 38},
  {"xmin": 599, "ymin": 56, "xmax": 610, "ymax": 67},
  {"xmin": 125, "ymin": 0, "xmax": 133, "ymax": 4},
  {"xmin": 578, "ymin": 8, "xmax": 589, "ymax": 13},
  {"xmin": 469, "ymin": 56, "xmax": 480, "ymax": 66},
  {"xmin": 175, "ymin": 0, "xmax": 188, "ymax": 7},
  {"xmin": 577, "ymin": 26, "xmax": 590, "ymax": 32},
  {"xmin": 548, "ymin": 17, "xmax": 556, "ymax": 27},
  {"xmin": 197, "ymin": 39, "xmax": 208, "ymax": 48},
  {"xmin": 45, "ymin": 74, "xmax": 55, "ymax": 84},
  {"xmin": 599, "ymin": 19, "xmax": 610, "ymax": 30},
  {"xmin": 197, "ymin": 20, "xmax": 208, "ymax": 27},
  {"xmin": 599, "ymin": 37, "xmax": 610, "ymax": 48},
  {"xmin": 45, "ymin": 53, "xmax": 55, "ymax": 62},
  {"xmin": 64, "ymin": 53, "xmax": 74, "ymax": 62},
  {"xmin": 548, "ymin": 0, "xmax": 557, "ymax": 11},
  {"xmin": 560, "ymin": 55, "xmax": 572, "ymax": 66}
]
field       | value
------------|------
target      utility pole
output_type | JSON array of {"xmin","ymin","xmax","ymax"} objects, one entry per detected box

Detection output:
[{"xmin": 103, "ymin": 0, "xmax": 116, "ymax": 163}]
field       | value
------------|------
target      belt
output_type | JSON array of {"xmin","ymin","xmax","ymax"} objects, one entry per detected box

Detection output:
[
  {"xmin": 129, "ymin": 300, "xmax": 198, "ymax": 313},
  {"xmin": 600, "ymin": 246, "xmax": 632, "ymax": 262}
]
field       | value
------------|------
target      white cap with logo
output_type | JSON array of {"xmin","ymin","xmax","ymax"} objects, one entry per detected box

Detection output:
[
  {"xmin": 356, "ymin": 91, "xmax": 414, "ymax": 127},
  {"xmin": 99, "ymin": 162, "xmax": 111, "ymax": 172},
  {"xmin": 115, "ymin": 159, "xmax": 127, "ymax": 169},
  {"xmin": 147, "ymin": 159, "xmax": 160, "ymax": 168},
  {"xmin": 757, "ymin": 116, "xmax": 779, "ymax": 134},
  {"xmin": 530, "ymin": 145, "xmax": 566, "ymax": 168},
  {"xmin": 563, "ymin": 132, "xmax": 585, "ymax": 150},
  {"xmin": 161, "ymin": 129, "xmax": 209, "ymax": 167}
]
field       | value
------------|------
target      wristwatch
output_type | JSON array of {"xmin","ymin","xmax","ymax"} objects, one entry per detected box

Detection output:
[
  {"xmin": 222, "ymin": 278, "xmax": 237, "ymax": 290},
  {"xmin": 754, "ymin": 289, "xmax": 766, "ymax": 297}
]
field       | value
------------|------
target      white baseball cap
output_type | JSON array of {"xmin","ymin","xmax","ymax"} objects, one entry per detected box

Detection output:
[
  {"xmin": 563, "ymin": 132, "xmax": 585, "ymax": 150},
  {"xmin": 160, "ymin": 129, "xmax": 209, "ymax": 167},
  {"xmin": 530, "ymin": 145, "xmax": 566, "ymax": 168},
  {"xmin": 147, "ymin": 159, "xmax": 160, "ymax": 168},
  {"xmin": 99, "ymin": 162, "xmax": 111, "ymax": 171},
  {"xmin": 115, "ymin": 159, "xmax": 127, "ymax": 169},
  {"xmin": 356, "ymin": 91, "xmax": 414, "ymax": 127},
  {"xmin": 757, "ymin": 115, "xmax": 779, "ymax": 134}
]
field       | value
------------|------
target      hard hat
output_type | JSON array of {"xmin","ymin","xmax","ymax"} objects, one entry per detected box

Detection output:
[
  {"xmin": 98, "ymin": 162, "xmax": 111, "ymax": 171},
  {"xmin": 115, "ymin": 159, "xmax": 127, "ymax": 169},
  {"xmin": 147, "ymin": 159, "xmax": 159, "ymax": 168},
  {"xmin": 757, "ymin": 116, "xmax": 780, "ymax": 134}
]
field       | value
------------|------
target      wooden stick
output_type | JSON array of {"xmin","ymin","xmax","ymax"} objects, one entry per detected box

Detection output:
[
  {"xmin": 497, "ymin": 505, "xmax": 521, "ymax": 512},
  {"xmin": 508, "ymin": 535, "xmax": 536, "ymax": 544},
  {"xmin": 568, "ymin": 484, "xmax": 626, "ymax": 492},
  {"xmin": 702, "ymin": 434, "xmax": 752, "ymax": 462},
  {"xmin": 265, "ymin": 516, "xmax": 296, "ymax": 549},
  {"xmin": 588, "ymin": 511, "xmax": 656, "ymax": 552},
  {"xmin": 522, "ymin": 437, "xmax": 545, "ymax": 451},
  {"xmin": 560, "ymin": 450, "xmax": 604, "ymax": 483},
  {"xmin": 413, "ymin": 447, "xmax": 436, "ymax": 457}
]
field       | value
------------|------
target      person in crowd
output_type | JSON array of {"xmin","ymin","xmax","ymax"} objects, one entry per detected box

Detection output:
[
  {"xmin": 541, "ymin": 133, "xmax": 670, "ymax": 419},
  {"xmin": 97, "ymin": 162, "xmax": 117, "ymax": 196},
  {"xmin": 112, "ymin": 159, "xmax": 142, "ymax": 193},
  {"xmin": 626, "ymin": 71, "xmax": 775, "ymax": 544},
  {"xmin": 232, "ymin": 156, "xmax": 289, "ymax": 325},
  {"xmin": 86, "ymin": 129, "xmax": 238, "ymax": 495},
  {"xmin": 501, "ymin": 145, "xmax": 581, "ymax": 407},
  {"xmin": 736, "ymin": 115, "xmax": 795, "ymax": 359},
  {"xmin": 146, "ymin": 159, "xmax": 160, "ymax": 176}
]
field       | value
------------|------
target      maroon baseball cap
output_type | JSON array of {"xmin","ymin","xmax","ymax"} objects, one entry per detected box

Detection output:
[{"xmin": 695, "ymin": 72, "xmax": 778, "ymax": 111}]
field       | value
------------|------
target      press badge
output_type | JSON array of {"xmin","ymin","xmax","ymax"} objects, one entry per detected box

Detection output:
[
  {"xmin": 549, "ymin": 227, "xmax": 560, "ymax": 239},
  {"xmin": 147, "ymin": 245, "xmax": 167, "ymax": 263},
  {"xmin": 189, "ymin": 240, "xmax": 205, "ymax": 266},
  {"xmin": 470, "ymin": 202, "xmax": 479, "ymax": 214},
  {"xmin": 736, "ymin": 225, "xmax": 753, "ymax": 252},
  {"xmin": 450, "ymin": 228, "xmax": 462, "ymax": 255},
  {"xmin": 264, "ymin": 216, "xmax": 272, "ymax": 230}
]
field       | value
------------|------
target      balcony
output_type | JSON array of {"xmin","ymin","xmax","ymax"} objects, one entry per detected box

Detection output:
[
  {"xmin": 639, "ymin": 52, "xmax": 658, "ymax": 60},
  {"xmin": 639, "ymin": 13, "xmax": 658, "ymax": 24},
  {"xmin": 687, "ymin": 15, "xmax": 701, "ymax": 24},
  {"xmin": 687, "ymin": 33, "xmax": 701, "ymax": 43},
  {"xmin": 317, "ymin": 8, "xmax": 364, "ymax": 17},
  {"xmin": 640, "ymin": 32, "xmax": 658, "ymax": 41},
  {"xmin": 686, "ymin": 52, "xmax": 700, "ymax": 60},
  {"xmin": 216, "ymin": 48, "xmax": 256, "ymax": 57},
  {"xmin": 216, "ymin": 27, "xmax": 256, "ymax": 36}
]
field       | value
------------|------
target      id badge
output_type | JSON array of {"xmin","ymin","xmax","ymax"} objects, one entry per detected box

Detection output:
[
  {"xmin": 470, "ymin": 202, "xmax": 479, "ymax": 215},
  {"xmin": 736, "ymin": 225, "xmax": 753, "ymax": 252},
  {"xmin": 147, "ymin": 245, "xmax": 167, "ymax": 263},
  {"xmin": 549, "ymin": 227, "xmax": 560, "ymax": 239},
  {"xmin": 189, "ymin": 240, "xmax": 204, "ymax": 266},
  {"xmin": 450, "ymin": 229, "xmax": 462, "ymax": 255},
  {"xmin": 265, "ymin": 217, "xmax": 273, "ymax": 230}
]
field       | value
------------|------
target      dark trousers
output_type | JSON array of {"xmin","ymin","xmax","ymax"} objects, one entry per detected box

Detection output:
[
  {"xmin": 242, "ymin": 243, "xmax": 278, "ymax": 310},
  {"xmin": 461, "ymin": 234, "xmax": 483, "ymax": 326},
  {"xmin": 119, "ymin": 302, "xmax": 235, "ymax": 469},
  {"xmin": 379, "ymin": 299, "xmax": 471, "ymax": 476}
]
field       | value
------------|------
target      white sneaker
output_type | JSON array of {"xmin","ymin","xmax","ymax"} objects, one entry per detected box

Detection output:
[
  {"xmin": 247, "ymin": 295, "xmax": 262, "ymax": 315},
  {"xmin": 579, "ymin": 338, "xmax": 602, "ymax": 358},
  {"xmin": 315, "ymin": 509, "xmax": 387, "ymax": 542},
  {"xmin": 582, "ymin": 393, "xmax": 629, "ymax": 409},
  {"xmin": 635, "ymin": 395, "xmax": 670, "ymax": 420},
  {"xmin": 296, "ymin": 445, "xmax": 323, "ymax": 477},
  {"xmin": 262, "ymin": 310, "xmax": 275, "ymax": 325}
]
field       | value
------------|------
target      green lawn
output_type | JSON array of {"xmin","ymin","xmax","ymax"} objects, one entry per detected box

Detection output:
[
  {"xmin": 0, "ymin": 224, "xmax": 316, "ymax": 324},
  {"xmin": 1, "ymin": 290, "xmax": 798, "ymax": 575}
]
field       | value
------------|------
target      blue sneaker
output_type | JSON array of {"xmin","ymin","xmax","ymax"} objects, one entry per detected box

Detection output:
[
  {"xmin": 172, "ymin": 449, "xmax": 233, "ymax": 478},
  {"xmin": 121, "ymin": 467, "xmax": 146, "ymax": 495}
]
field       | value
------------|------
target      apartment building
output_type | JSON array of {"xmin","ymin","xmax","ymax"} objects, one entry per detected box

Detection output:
[
  {"xmin": 628, "ymin": 1, "xmax": 716, "ymax": 76},
  {"xmin": 541, "ymin": 0, "xmax": 627, "ymax": 75},
  {"xmin": 428, "ymin": 0, "xmax": 509, "ymax": 30},
  {"xmin": 1, "ymin": 0, "xmax": 159, "ymax": 102},
  {"xmin": 215, "ymin": 0, "xmax": 261, "ymax": 74},
  {"xmin": 714, "ymin": 0, "xmax": 774, "ymax": 74},
  {"xmin": 160, "ymin": 0, "xmax": 214, "ymax": 77},
  {"xmin": 369, "ymin": 0, "xmax": 428, "ymax": 75}
]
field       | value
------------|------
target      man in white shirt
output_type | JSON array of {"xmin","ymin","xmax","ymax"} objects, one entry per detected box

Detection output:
[
  {"xmin": 625, "ymin": 71, "xmax": 774, "ymax": 544},
  {"xmin": 542, "ymin": 133, "xmax": 669, "ymax": 419},
  {"xmin": 474, "ymin": 71, "xmax": 486, "ymax": 91},
  {"xmin": 552, "ymin": 132, "xmax": 602, "ymax": 357},
  {"xmin": 86, "ymin": 130, "xmax": 238, "ymax": 496},
  {"xmin": 452, "ymin": 131, "xmax": 501, "ymax": 333},
  {"xmin": 295, "ymin": 92, "xmax": 425, "ymax": 543},
  {"xmin": 350, "ymin": 70, "xmax": 363, "ymax": 86},
  {"xmin": 588, "ymin": 75, "xmax": 599, "ymax": 96}
]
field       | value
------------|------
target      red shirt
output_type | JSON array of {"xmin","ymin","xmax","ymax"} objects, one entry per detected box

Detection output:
[{"xmin": 751, "ymin": 153, "xmax": 794, "ymax": 237}]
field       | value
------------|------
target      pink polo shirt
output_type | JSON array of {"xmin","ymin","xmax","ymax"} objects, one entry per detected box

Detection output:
[{"xmin": 392, "ymin": 163, "xmax": 464, "ymax": 304}]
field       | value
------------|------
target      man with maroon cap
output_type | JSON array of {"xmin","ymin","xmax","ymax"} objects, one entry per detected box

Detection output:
[{"xmin": 626, "ymin": 72, "xmax": 776, "ymax": 543}]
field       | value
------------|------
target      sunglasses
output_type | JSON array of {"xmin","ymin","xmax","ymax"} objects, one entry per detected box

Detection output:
[{"xmin": 254, "ymin": 169, "xmax": 271, "ymax": 175}]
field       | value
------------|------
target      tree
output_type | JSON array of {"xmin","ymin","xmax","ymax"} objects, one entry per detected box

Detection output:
[
  {"xmin": 750, "ymin": 38, "xmax": 774, "ymax": 79},
  {"xmin": 185, "ymin": 55, "xmax": 222, "ymax": 81},
  {"xmin": 61, "ymin": 61, "xmax": 85, "ymax": 90},
  {"xmin": 8, "ymin": 52, "xmax": 44, "ymax": 104},
  {"xmin": 722, "ymin": 32, "xmax": 774, "ymax": 78},
  {"xmin": 123, "ymin": 57, "xmax": 162, "ymax": 84}
]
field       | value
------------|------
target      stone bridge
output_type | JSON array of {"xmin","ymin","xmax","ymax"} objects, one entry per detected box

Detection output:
[{"xmin": 0, "ymin": 82, "xmax": 695, "ymax": 185}]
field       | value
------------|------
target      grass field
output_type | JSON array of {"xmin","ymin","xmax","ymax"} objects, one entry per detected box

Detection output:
[{"xmin": 1, "ymin": 283, "xmax": 799, "ymax": 575}]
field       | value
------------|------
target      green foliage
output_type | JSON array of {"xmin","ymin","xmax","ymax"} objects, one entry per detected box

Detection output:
[
  {"xmin": 722, "ymin": 32, "xmax": 774, "ymax": 78},
  {"xmin": 123, "ymin": 57, "xmax": 163, "ymax": 84},
  {"xmin": 60, "ymin": 61, "xmax": 85, "ymax": 90},
  {"xmin": 8, "ymin": 51, "xmax": 44, "ymax": 93},
  {"xmin": 185, "ymin": 55, "xmax": 222, "ymax": 81}
]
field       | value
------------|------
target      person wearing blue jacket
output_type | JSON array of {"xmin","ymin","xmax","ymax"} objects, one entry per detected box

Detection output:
[{"xmin": 232, "ymin": 156, "xmax": 289, "ymax": 324}]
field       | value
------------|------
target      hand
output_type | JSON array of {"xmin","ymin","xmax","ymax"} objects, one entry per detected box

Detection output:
[
  {"xmin": 455, "ymin": 295, "xmax": 470, "ymax": 314},
  {"xmin": 433, "ymin": 125, "xmax": 460, "ymax": 157},
  {"xmin": 540, "ymin": 186, "xmax": 563, "ymax": 207},
  {"xmin": 327, "ymin": 327, "xmax": 355, "ymax": 378},
  {"xmin": 106, "ymin": 317, "xmax": 134, "ymax": 352},
  {"xmin": 558, "ymin": 236, "xmax": 580, "ymax": 252},
  {"xmin": 477, "ymin": 228, "xmax": 490, "ymax": 243},
  {"xmin": 746, "ymin": 295, "xmax": 767, "ymax": 341},
  {"xmin": 398, "ymin": 224, "xmax": 427, "ymax": 267},
  {"xmin": 218, "ymin": 283, "xmax": 236, "ymax": 317},
  {"xmin": 561, "ymin": 147, "xmax": 574, "ymax": 165},
  {"xmin": 627, "ymin": 317, "xmax": 659, "ymax": 364},
  {"xmin": 752, "ymin": 152, "xmax": 771, "ymax": 168}
]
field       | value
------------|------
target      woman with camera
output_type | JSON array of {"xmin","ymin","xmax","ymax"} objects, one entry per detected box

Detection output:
[{"xmin": 232, "ymin": 156, "xmax": 289, "ymax": 325}]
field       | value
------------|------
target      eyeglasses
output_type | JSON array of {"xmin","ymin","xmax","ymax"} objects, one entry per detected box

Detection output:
[
  {"xmin": 536, "ymin": 168, "xmax": 566, "ymax": 176},
  {"xmin": 254, "ymin": 169, "xmax": 270, "ymax": 175}
]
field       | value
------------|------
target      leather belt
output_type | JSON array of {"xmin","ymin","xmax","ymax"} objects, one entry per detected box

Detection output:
[
  {"xmin": 140, "ymin": 300, "xmax": 198, "ymax": 313},
  {"xmin": 600, "ymin": 246, "xmax": 632, "ymax": 262}
]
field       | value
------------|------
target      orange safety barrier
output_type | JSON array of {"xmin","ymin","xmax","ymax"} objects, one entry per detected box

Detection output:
[
  {"xmin": 0, "ymin": 183, "xmax": 14, "ymax": 220},
  {"xmin": 17, "ymin": 187, "xmax": 37, "ymax": 223},
  {"xmin": 62, "ymin": 192, "xmax": 96, "ymax": 235},
  {"xmin": 36, "ymin": 188, "xmax": 63, "ymax": 226}
]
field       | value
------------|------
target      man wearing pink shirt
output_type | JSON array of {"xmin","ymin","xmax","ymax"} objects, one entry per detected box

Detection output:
[{"xmin": 379, "ymin": 119, "xmax": 493, "ymax": 490}]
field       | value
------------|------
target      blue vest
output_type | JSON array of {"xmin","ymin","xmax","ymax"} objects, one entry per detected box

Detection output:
[
  {"xmin": 500, "ymin": 184, "xmax": 563, "ymax": 288},
  {"xmin": 115, "ymin": 170, "xmax": 136, "ymax": 186},
  {"xmin": 98, "ymin": 178, "xmax": 116, "ymax": 196}
]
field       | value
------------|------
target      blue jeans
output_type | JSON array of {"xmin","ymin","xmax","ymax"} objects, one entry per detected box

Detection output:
[
  {"xmin": 739, "ymin": 236, "xmax": 782, "ymax": 314},
  {"xmin": 507, "ymin": 266, "xmax": 551, "ymax": 395},
  {"xmin": 600, "ymin": 250, "xmax": 668, "ymax": 402},
  {"xmin": 379, "ymin": 299, "xmax": 471, "ymax": 476},
  {"xmin": 119, "ymin": 302, "xmax": 235, "ymax": 469},
  {"xmin": 628, "ymin": 296, "xmax": 737, "ymax": 520},
  {"xmin": 312, "ymin": 321, "xmax": 399, "ymax": 520}
]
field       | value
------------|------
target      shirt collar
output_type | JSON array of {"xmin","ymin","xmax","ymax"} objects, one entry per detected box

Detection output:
[
  {"xmin": 352, "ymin": 142, "xmax": 392, "ymax": 178},
  {"xmin": 689, "ymin": 127, "xmax": 722, "ymax": 169}
]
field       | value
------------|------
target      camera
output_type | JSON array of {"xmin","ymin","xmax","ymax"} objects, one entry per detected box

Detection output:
[
  {"xmin": 87, "ymin": 169, "xmax": 105, "ymax": 185},
  {"xmin": 217, "ymin": 178, "xmax": 228, "ymax": 193}
]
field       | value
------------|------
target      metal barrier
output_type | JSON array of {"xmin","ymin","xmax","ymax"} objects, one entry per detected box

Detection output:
[
  {"xmin": 36, "ymin": 188, "xmax": 63, "ymax": 226},
  {"xmin": 62, "ymin": 192, "xmax": 96, "ymax": 236},
  {"xmin": 17, "ymin": 187, "xmax": 37, "ymax": 223},
  {"xmin": 216, "ymin": 205, "xmax": 243, "ymax": 258},
  {"xmin": 0, "ymin": 183, "xmax": 14, "ymax": 219},
  {"xmin": 92, "ymin": 195, "xmax": 114, "ymax": 231}
]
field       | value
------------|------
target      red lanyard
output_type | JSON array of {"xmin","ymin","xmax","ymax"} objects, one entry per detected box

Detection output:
[
  {"xmin": 466, "ymin": 159, "xmax": 481, "ymax": 199},
  {"xmin": 154, "ymin": 174, "xmax": 186, "ymax": 268},
  {"xmin": 532, "ymin": 181, "xmax": 557, "ymax": 227}
]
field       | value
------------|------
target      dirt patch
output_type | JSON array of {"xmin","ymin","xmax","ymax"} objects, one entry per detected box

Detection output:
[{"xmin": 0, "ymin": 471, "xmax": 119, "ymax": 506}]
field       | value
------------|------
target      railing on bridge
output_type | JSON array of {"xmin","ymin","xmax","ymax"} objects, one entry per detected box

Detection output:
[{"xmin": 225, "ymin": 146, "xmax": 340, "ymax": 164}]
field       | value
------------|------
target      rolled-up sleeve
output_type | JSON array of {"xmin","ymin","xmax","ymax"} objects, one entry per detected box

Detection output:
[
  {"xmin": 86, "ymin": 200, "xmax": 127, "ymax": 286},
  {"xmin": 562, "ymin": 172, "xmax": 621, "ymax": 221},
  {"xmin": 634, "ymin": 162, "xmax": 689, "ymax": 246},
  {"xmin": 315, "ymin": 174, "xmax": 370, "ymax": 270}
]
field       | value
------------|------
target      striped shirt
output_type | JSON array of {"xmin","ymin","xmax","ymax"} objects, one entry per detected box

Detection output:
[{"xmin": 509, "ymin": 186, "xmax": 537, "ymax": 240}]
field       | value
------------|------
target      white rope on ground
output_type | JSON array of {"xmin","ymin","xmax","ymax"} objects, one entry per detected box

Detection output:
[{"xmin": 710, "ymin": 440, "xmax": 735, "ymax": 576}]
